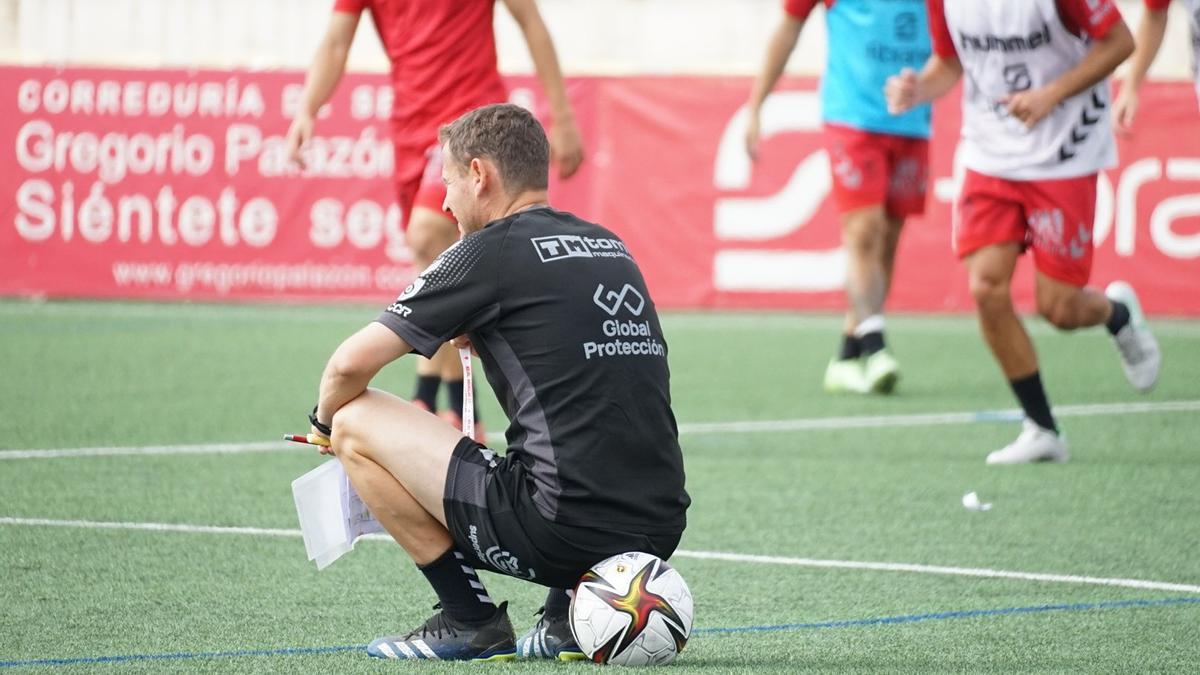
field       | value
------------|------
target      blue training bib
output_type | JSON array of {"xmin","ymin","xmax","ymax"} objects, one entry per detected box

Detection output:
[{"xmin": 821, "ymin": 0, "xmax": 932, "ymax": 138}]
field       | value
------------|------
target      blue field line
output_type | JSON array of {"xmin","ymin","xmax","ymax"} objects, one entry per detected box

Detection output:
[
  {"xmin": 971, "ymin": 409, "xmax": 1024, "ymax": 423},
  {"xmin": 2, "ymin": 597, "xmax": 1197, "ymax": 669},
  {"xmin": 0, "ymin": 645, "xmax": 361, "ymax": 669},
  {"xmin": 693, "ymin": 596, "xmax": 1200, "ymax": 635}
]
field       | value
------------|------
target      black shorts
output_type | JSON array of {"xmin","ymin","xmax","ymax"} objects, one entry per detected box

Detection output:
[{"xmin": 443, "ymin": 437, "xmax": 682, "ymax": 589}]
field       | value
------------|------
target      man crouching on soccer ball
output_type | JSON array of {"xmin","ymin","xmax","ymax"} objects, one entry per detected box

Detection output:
[{"xmin": 306, "ymin": 103, "xmax": 690, "ymax": 661}]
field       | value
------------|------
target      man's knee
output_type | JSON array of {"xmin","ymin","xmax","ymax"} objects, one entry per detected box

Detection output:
[
  {"xmin": 969, "ymin": 272, "xmax": 1010, "ymax": 313},
  {"xmin": 842, "ymin": 209, "xmax": 888, "ymax": 255},
  {"xmin": 330, "ymin": 395, "xmax": 370, "ymax": 456},
  {"xmin": 1036, "ymin": 293, "xmax": 1078, "ymax": 330}
]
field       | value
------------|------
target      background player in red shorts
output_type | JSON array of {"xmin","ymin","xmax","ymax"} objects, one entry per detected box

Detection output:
[
  {"xmin": 746, "ymin": 0, "xmax": 933, "ymax": 395},
  {"xmin": 286, "ymin": 0, "xmax": 584, "ymax": 431},
  {"xmin": 887, "ymin": 0, "xmax": 1161, "ymax": 464},
  {"xmin": 1113, "ymin": 0, "xmax": 1200, "ymax": 130}
]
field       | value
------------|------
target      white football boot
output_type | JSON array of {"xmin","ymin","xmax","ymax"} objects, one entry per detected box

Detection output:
[
  {"xmin": 863, "ymin": 350, "xmax": 901, "ymax": 394},
  {"xmin": 823, "ymin": 358, "xmax": 869, "ymax": 394},
  {"xmin": 1105, "ymin": 281, "xmax": 1161, "ymax": 393},
  {"xmin": 986, "ymin": 419, "xmax": 1069, "ymax": 465}
]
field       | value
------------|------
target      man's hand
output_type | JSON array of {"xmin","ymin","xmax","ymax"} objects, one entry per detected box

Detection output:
[
  {"xmin": 1000, "ymin": 85, "xmax": 1061, "ymax": 129},
  {"xmin": 285, "ymin": 112, "xmax": 315, "ymax": 168},
  {"xmin": 308, "ymin": 406, "xmax": 333, "ymax": 455},
  {"xmin": 1112, "ymin": 84, "xmax": 1139, "ymax": 134},
  {"xmin": 744, "ymin": 110, "xmax": 762, "ymax": 162},
  {"xmin": 450, "ymin": 334, "xmax": 477, "ymax": 357},
  {"xmin": 885, "ymin": 67, "xmax": 920, "ymax": 115},
  {"xmin": 550, "ymin": 119, "xmax": 584, "ymax": 179},
  {"xmin": 309, "ymin": 425, "xmax": 333, "ymax": 455}
]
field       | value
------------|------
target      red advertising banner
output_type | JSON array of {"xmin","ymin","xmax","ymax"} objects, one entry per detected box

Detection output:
[{"xmin": 3, "ymin": 66, "xmax": 1199, "ymax": 314}]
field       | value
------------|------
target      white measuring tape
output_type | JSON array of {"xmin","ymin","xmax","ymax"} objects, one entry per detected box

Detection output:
[{"xmin": 458, "ymin": 347, "xmax": 475, "ymax": 440}]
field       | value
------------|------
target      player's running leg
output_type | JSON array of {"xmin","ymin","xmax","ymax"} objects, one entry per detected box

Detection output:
[
  {"xmin": 1031, "ymin": 273, "xmax": 1160, "ymax": 392},
  {"xmin": 966, "ymin": 244, "xmax": 1068, "ymax": 464},
  {"xmin": 330, "ymin": 389, "xmax": 516, "ymax": 661},
  {"xmin": 860, "ymin": 212, "xmax": 908, "ymax": 393},
  {"xmin": 516, "ymin": 588, "xmax": 586, "ymax": 660},
  {"xmin": 827, "ymin": 205, "xmax": 895, "ymax": 394}
]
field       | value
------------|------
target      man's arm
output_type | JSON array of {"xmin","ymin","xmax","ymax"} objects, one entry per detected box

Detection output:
[
  {"xmin": 885, "ymin": 55, "xmax": 963, "ymax": 114},
  {"xmin": 286, "ymin": 10, "xmax": 362, "ymax": 167},
  {"xmin": 315, "ymin": 322, "xmax": 413, "ymax": 432},
  {"xmin": 1002, "ymin": 13, "xmax": 1134, "ymax": 129},
  {"xmin": 501, "ymin": 0, "xmax": 584, "ymax": 178},
  {"xmin": 1114, "ymin": 3, "xmax": 1170, "ymax": 130},
  {"xmin": 744, "ymin": 15, "xmax": 804, "ymax": 160}
]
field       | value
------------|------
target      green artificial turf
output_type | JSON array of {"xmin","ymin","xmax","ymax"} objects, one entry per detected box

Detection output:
[{"xmin": 1, "ymin": 300, "xmax": 1198, "ymax": 673}]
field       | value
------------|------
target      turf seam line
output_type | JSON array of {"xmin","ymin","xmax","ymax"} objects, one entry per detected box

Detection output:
[
  {"xmin": 3, "ymin": 516, "xmax": 1199, "ymax": 594},
  {"xmin": 2, "ymin": 597, "xmax": 1196, "ymax": 668},
  {"xmin": 3, "ymin": 399, "xmax": 1199, "ymax": 459}
]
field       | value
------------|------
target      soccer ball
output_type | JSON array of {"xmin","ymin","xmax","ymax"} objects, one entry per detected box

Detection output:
[{"xmin": 569, "ymin": 552, "xmax": 693, "ymax": 666}]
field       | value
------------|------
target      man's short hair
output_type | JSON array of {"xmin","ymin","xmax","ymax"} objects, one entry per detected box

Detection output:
[{"xmin": 438, "ymin": 104, "xmax": 550, "ymax": 193}]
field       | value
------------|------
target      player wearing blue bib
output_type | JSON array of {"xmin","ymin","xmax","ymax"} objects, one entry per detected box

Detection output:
[{"xmin": 746, "ymin": 0, "xmax": 932, "ymax": 394}]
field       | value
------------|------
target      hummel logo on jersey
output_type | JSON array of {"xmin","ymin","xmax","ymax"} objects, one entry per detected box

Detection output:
[
  {"xmin": 532, "ymin": 235, "xmax": 630, "ymax": 262},
  {"xmin": 593, "ymin": 283, "xmax": 645, "ymax": 316},
  {"xmin": 958, "ymin": 23, "xmax": 1051, "ymax": 53}
]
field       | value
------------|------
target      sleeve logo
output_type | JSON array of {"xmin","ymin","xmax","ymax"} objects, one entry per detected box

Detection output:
[{"xmin": 396, "ymin": 254, "xmax": 445, "ymax": 301}]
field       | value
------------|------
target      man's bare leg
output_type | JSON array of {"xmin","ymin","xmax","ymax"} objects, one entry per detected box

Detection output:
[
  {"xmin": 841, "ymin": 205, "xmax": 890, "ymax": 335},
  {"xmin": 407, "ymin": 206, "xmax": 462, "ymax": 412},
  {"xmin": 331, "ymin": 388, "xmax": 504, "ymax": 629},
  {"xmin": 827, "ymin": 205, "xmax": 899, "ymax": 393},
  {"xmin": 965, "ymin": 244, "xmax": 1036, "ymax": 379},
  {"xmin": 965, "ymin": 244, "xmax": 1067, "ymax": 463},
  {"xmin": 881, "ymin": 213, "xmax": 905, "ymax": 298},
  {"xmin": 1033, "ymin": 272, "xmax": 1111, "ymax": 330}
]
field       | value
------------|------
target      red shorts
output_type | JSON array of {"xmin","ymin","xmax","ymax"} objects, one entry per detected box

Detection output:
[
  {"xmin": 824, "ymin": 124, "xmax": 930, "ymax": 217},
  {"xmin": 954, "ymin": 170, "xmax": 1097, "ymax": 286},
  {"xmin": 393, "ymin": 142, "xmax": 450, "ymax": 224}
]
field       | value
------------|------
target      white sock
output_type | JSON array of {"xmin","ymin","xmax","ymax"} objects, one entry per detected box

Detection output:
[{"xmin": 853, "ymin": 314, "xmax": 885, "ymax": 337}]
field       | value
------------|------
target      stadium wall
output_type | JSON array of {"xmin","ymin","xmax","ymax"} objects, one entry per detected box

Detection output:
[
  {"xmin": 2, "ymin": 0, "xmax": 1195, "ymax": 78},
  {"xmin": 2, "ymin": 2, "xmax": 1198, "ymax": 314}
]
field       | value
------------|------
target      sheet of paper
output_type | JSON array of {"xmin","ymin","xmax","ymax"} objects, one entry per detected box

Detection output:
[{"xmin": 292, "ymin": 459, "xmax": 381, "ymax": 570}]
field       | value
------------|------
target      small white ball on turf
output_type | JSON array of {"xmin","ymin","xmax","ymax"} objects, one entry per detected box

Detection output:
[{"xmin": 569, "ymin": 552, "xmax": 693, "ymax": 666}]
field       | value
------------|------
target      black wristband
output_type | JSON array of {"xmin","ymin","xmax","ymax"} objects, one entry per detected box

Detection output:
[{"xmin": 308, "ymin": 406, "xmax": 332, "ymax": 436}]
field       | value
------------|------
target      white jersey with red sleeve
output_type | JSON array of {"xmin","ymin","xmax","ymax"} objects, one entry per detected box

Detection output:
[{"xmin": 928, "ymin": 0, "xmax": 1121, "ymax": 180}]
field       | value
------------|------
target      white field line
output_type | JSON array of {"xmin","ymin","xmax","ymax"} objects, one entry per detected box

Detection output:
[
  {"xmin": 0, "ymin": 302, "xmax": 368, "ymax": 323},
  {"xmin": 672, "ymin": 550, "xmax": 1200, "ymax": 595},
  {"xmin": 0, "ymin": 441, "xmax": 294, "ymax": 460},
  {"xmin": 675, "ymin": 399, "xmax": 1200, "ymax": 434},
  {"xmin": 2, "ymin": 516, "xmax": 1198, "ymax": 595},
  {"xmin": 6, "ymin": 302, "xmax": 1200, "ymax": 337},
  {"xmin": 2, "ymin": 399, "xmax": 1198, "ymax": 460}
]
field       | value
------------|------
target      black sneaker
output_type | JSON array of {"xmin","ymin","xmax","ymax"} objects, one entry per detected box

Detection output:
[
  {"xmin": 367, "ymin": 602, "xmax": 516, "ymax": 661},
  {"xmin": 515, "ymin": 607, "xmax": 586, "ymax": 661}
]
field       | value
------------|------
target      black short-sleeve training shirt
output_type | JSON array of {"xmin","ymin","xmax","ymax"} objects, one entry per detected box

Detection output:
[{"xmin": 376, "ymin": 206, "xmax": 689, "ymax": 534}]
